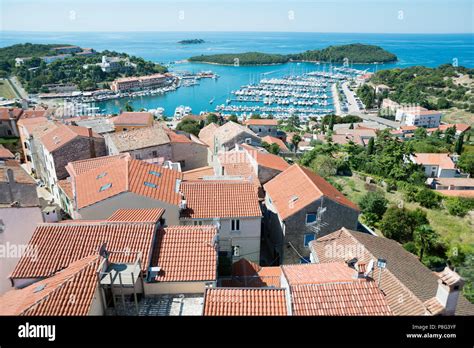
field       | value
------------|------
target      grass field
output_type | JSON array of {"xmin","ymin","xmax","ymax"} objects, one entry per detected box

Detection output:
[
  {"xmin": 0, "ymin": 79, "xmax": 17, "ymax": 99},
  {"xmin": 442, "ymin": 108, "xmax": 474, "ymax": 126},
  {"xmin": 332, "ymin": 175, "xmax": 474, "ymax": 250}
]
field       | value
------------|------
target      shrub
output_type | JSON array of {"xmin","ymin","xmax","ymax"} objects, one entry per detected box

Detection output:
[
  {"xmin": 423, "ymin": 255, "xmax": 447, "ymax": 271},
  {"xmin": 358, "ymin": 191, "xmax": 388, "ymax": 220},
  {"xmin": 403, "ymin": 241, "xmax": 418, "ymax": 255},
  {"xmin": 414, "ymin": 188, "xmax": 441, "ymax": 208},
  {"xmin": 444, "ymin": 197, "xmax": 474, "ymax": 217}
]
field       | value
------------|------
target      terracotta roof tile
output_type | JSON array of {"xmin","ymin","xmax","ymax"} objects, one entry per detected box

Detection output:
[
  {"xmin": 151, "ymin": 225, "xmax": 217, "ymax": 282},
  {"xmin": 183, "ymin": 166, "xmax": 215, "ymax": 181},
  {"xmin": 17, "ymin": 116, "xmax": 50, "ymax": 134},
  {"xmin": 203, "ymin": 288, "xmax": 288, "ymax": 316},
  {"xmin": 0, "ymin": 255, "xmax": 100, "ymax": 316},
  {"xmin": 0, "ymin": 107, "xmax": 23, "ymax": 121},
  {"xmin": 438, "ymin": 124, "xmax": 470, "ymax": 133},
  {"xmin": 20, "ymin": 109, "xmax": 48, "ymax": 120},
  {"xmin": 263, "ymin": 164, "xmax": 359, "ymax": 220},
  {"xmin": 72, "ymin": 156, "xmax": 183, "ymax": 209},
  {"xmin": 40, "ymin": 123, "xmax": 102, "ymax": 152},
  {"xmin": 0, "ymin": 144, "xmax": 15, "ymax": 159},
  {"xmin": 180, "ymin": 181, "xmax": 261, "ymax": 219},
  {"xmin": 107, "ymin": 208, "xmax": 165, "ymax": 223},
  {"xmin": 282, "ymin": 262, "xmax": 357, "ymax": 285},
  {"xmin": 290, "ymin": 281, "xmax": 392, "ymax": 316},
  {"xmin": 10, "ymin": 221, "xmax": 156, "ymax": 279},
  {"xmin": 0, "ymin": 160, "xmax": 36, "ymax": 184},
  {"xmin": 225, "ymin": 259, "xmax": 281, "ymax": 288},
  {"xmin": 244, "ymin": 119, "xmax": 279, "ymax": 126},
  {"xmin": 66, "ymin": 154, "xmax": 129, "ymax": 176},
  {"xmin": 309, "ymin": 228, "xmax": 474, "ymax": 315},
  {"xmin": 261, "ymin": 135, "xmax": 290, "ymax": 152},
  {"xmin": 105, "ymin": 124, "xmax": 170, "ymax": 152},
  {"xmin": 112, "ymin": 111, "xmax": 153, "ymax": 126},
  {"xmin": 436, "ymin": 190, "xmax": 474, "ymax": 198},
  {"xmin": 57, "ymin": 179, "xmax": 73, "ymax": 200},
  {"xmin": 241, "ymin": 144, "xmax": 290, "ymax": 172},
  {"xmin": 412, "ymin": 153, "xmax": 455, "ymax": 169}
]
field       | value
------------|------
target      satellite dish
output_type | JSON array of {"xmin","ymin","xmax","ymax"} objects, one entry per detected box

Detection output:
[{"xmin": 364, "ymin": 259, "xmax": 374, "ymax": 277}]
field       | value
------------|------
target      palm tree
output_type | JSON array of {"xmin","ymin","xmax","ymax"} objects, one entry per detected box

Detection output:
[
  {"xmin": 413, "ymin": 224, "xmax": 438, "ymax": 261},
  {"xmin": 291, "ymin": 134, "xmax": 302, "ymax": 154}
]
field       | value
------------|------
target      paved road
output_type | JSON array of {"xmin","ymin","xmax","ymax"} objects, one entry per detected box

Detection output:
[
  {"xmin": 331, "ymin": 83, "xmax": 342, "ymax": 116},
  {"xmin": 341, "ymin": 81, "xmax": 361, "ymax": 114},
  {"xmin": 9, "ymin": 76, "xmax": 29, "ymax": 99}
]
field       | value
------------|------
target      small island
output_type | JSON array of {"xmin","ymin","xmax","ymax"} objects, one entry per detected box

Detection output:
[
  {"xmin": 188, "ymin": 43, "xmax": 398, "ymax": 65},
  {"xmin": 178, "ymin": 39, "xmax": 205, "ymax": 44}
]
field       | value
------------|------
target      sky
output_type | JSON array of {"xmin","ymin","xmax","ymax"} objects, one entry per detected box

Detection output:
[{"xmin": 0, "ymin": 0, "xmax": 473, "ymax": 33}]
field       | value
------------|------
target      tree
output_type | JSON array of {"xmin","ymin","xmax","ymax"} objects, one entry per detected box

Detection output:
[
  {"xmin": 285, "ymin": 114, "xmax": 300, "ymax": 132},
  {"xmin": 310, "ymin": 155, "xmax": 338, "ymax": 178},
  {"xmin": 291, "ymin": 134, "xmax": 301, "ymax": 154},
  {"xmin": 413, "ymin": 127, "xmax": 427, "ymax": 139},
  {"xmin": 379, "ymin": 206, "xmax": 427, "ymax": 243},
  {"xmin": 124, "ymin": 101, "xmax": 134, "ymax": 112},
  {"xmin": 206, "ymin": 113, "xmax": 219, "ymax": 124},
  {"xmin": 262, "ymin": 141, "xmax": 280, "ymax": 155},
  {"xmin": 457, "ymin": 152, "xmax": 474, "ymax": 176},
  {"xmin": 227, "ymin": 114, "xmax": 239, "ymax": 123},
  {"xmin": 358, "ymin": 191, "xmax": 388, "ymax": 221},
  {"xmin": 176, "ymin": 119, "xmax": 201, "ymax": 136},
  {"xmin": 367, "ymin": 137, "xmax": 375, "ymax": 155},
  {"xmin": 437, "ymin": 97, "xmax": 451, "ymax": 109},
  {"xmin": 328, "ymin": 115, "xmax": 335, "ymax": 131},
  {"xmin": 413, "ymin": 225, "xmax": 439, "ymax": 261},
  {"xmin": 454, "ymin": 135, "xmax": 464, "ymax": 155},
  {"xmin": 414, "ymin": 189, "xmax": 441, "ymax": 208},
  {"xmin": 250, "ymin": 114, "xmax": 262, "ymax": 119}
]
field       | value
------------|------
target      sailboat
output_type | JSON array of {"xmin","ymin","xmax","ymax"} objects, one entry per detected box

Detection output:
[{"xmin": 209, "ymin": 97, "xmax": 215, "ymax": 104}]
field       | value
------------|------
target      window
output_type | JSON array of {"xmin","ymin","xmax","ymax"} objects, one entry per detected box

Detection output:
[
  {"xmin": 96, "ymin": 172, "xmax": 107, "ymax": 179},
  {"xmin": 232, "ymin": 245, "xmax": 240, "ymax": 257},
  {"xmin": 231, "ymin": 219, "xmax": 240, "ymax": 231},
  {"xmin": 99, "ymin": 183, "xmax": 112, "ymax": 192},
  {"xmin": 245, "ymin": 138, "xmax": 252, "ymax": 144},
  {"xmin": 135, "ymin": 154, "xmax": 141, "ymax": 159},
  {"xmin": 144, "ymin": 181, "xmax": 157, "ymax": 188},
  {"xmin": 149, "ymin": 170, "xmax": 161, "ymax": 177},
  {"xmin": 193, "ymin": 220, "xmax": 203, "ymax": 226},
  {"xmin": 304, "ymin": 233, "xmax": 315, "ymax": 247},
  {"xmin": 152, "ymin": 151, "xmax": 158, "ymax": 157},
  {"xmin": 306, "ymin": 213, "xmax": 317, "ymax": 224}
]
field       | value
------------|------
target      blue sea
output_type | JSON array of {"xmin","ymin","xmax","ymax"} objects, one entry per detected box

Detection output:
[{"xmin": 1, "ymin": 31, "xmax": 473, "ymax": 116}]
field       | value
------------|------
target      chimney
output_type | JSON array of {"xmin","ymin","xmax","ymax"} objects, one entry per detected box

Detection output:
[
  {"xmin": 435, "ymin": 267, "xmax": 464, "ymax": 315},
  {"xmin": 88, "ymin": 128, "xmax": 96, "ymax": 158}
]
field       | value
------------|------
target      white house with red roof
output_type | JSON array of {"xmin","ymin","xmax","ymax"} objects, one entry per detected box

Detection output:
[
  {"xmin": 411, "ymin": 153, "xmax": 458, "ymax": 178},
  {"xmin": 396, "ymin": 106, "xmax": 442, "ymax": 128}
]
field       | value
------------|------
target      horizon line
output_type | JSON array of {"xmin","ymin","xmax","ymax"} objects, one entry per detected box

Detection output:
[{"xmin": 1, "ymin": 30, "xmax": 473, "ymax": 35}]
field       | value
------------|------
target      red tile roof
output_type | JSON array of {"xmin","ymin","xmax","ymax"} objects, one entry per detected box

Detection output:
[
  {"xmin": 0, "ymin": 144, "xmax": 15, "ymax": 159},
  {"xmin": 244, "ymin": 119, "xmax": 279, "ymax": 126},
  {"xmin": 112, "ymin": 111, "xmax": 153, "ymax": 126},
  {"xmin": 151, "ymin": 225, "xmax": 217, "ymax": 282},
  {"xmin": 20, "ymin": 109, "xmax": 48, "ymax": 120},
  {"xmin": 183, "ymin": 166, "xmax": 215, "ymax": 181},
  {"xmin": 180, "ymin": 181, "xmax": 262, "ymax": 219},
  {"xmin": 0, "ymin": 255, "xmax": 100, "ymax": 316},
  {"xmin": 412, "ymin": 153, "xmax": 455, "ymax": 169},
  {"xmin": 241, "ymin": 144, "xmax": 290, "ymax": 172},
  {"xmin": 437, "ymin": 190, "xmax": 474, "ymax": 198},
  {"xmin": 438, "ymin": 123, "xmax": 471, "ymax": 133},
  {"xmin": 17, "ymin": 116, "xmax": 50, "ymax": 134},
  {"xmin": 261, "ymin": 135, "xmax": 290, "ymax": 152},
  {"xmin": 57, "ymin": 179, "xmax": 73, "ymax": 200},
  {"xmin": 10, "ymin": 221, "xmax": 156, "ymax": 279},
  {"xmin": 282, "ymin": 262, "xmax": 357, "ymax": 285},
  {"xmin": 40, "ymin": 123, "xmax": 102, "ymax": 152},
  {"xmin": 0, "ymin": 159, "xmax": 36, "ymax": 184},
  {"xmin": 0, "ymin": 107, "xmax": 23, "ymax": 121},
  {"xmin": 107, "ymin": 208, "xmax": 165, "ymax": 223},
  {"xmin": 263, "ymin": 164, "xmax": 359, "ymax": 220},
  {"xmin": 309, "ymin": 228, "xmax": 474, "ymax": 315},
  {"xmin": 290, "ymin": 281, "xmax": 391, "ymax": 316},
  {"xmin": 66, "ymin": 154, "xmax": 129, "ymax": 176},
  {"xmin": 72, "ymin": 156, "xmax": 183, "ymax": 209},
  {"xmin": 203, "ymin": 288, "xmax": 288, "ymax": 316},
  {"xmin": 224, "ymin": 258, "xmax": 281, "ymax": 288}
]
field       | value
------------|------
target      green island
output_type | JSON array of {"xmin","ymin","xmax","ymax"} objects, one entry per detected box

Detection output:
[
  {"xmin": 188, "ymin": 43, "xmax": 398, "ymax": 65},
  {"xmin": 178, "ymin": 39, "xmax": 205, "ymax": 44},
  {"xmin": 0, "ymin": 43, "xmax": 168, "ymax": 93}
]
